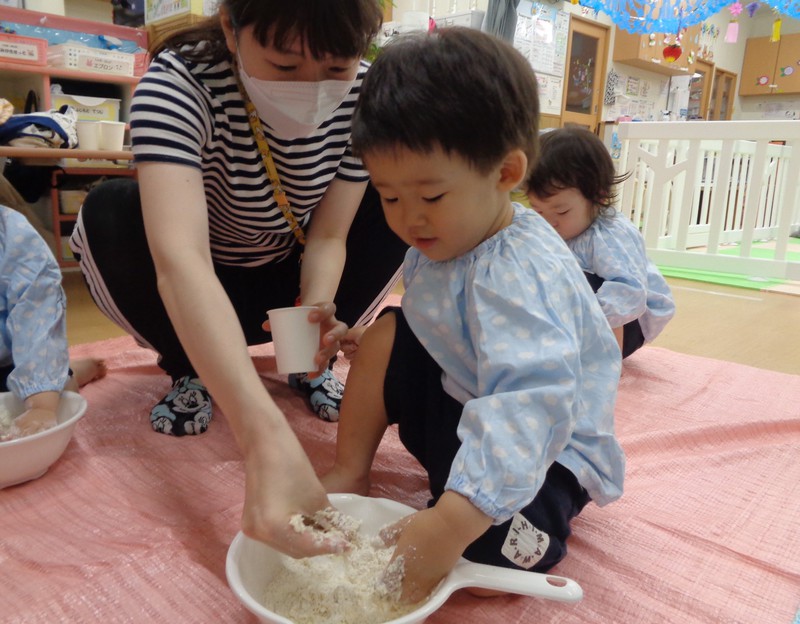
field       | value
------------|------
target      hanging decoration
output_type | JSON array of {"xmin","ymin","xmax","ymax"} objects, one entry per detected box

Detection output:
[
  {"xmin": 725, "ymin": 2, "xmax": 743, "ymax": 43},
  {"xmin": 663, "ymin": 41, "xmax": 683, "ymax": 62},
  {"xmin": 579, "ymin": 0, "xmax": 730, "ymax": 33},
  {"xmin": 581, "ymin": 0, "xmax": 800, "ymax": 34},
  {"xmin": 771, "ymin": 15, "xmax": 783, "ymax": 41}
]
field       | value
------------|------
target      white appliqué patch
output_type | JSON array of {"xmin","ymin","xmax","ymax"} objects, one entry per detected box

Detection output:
[{"xmin": 501, "ymin": 514, "xmax": 550, "ymax": 569}]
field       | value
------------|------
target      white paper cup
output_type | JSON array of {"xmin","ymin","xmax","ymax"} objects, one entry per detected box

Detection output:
[
  {"xmin": 99, "ymin": 120, "xmax": 126, "ymax": 151},
  {"xmin": 75, "ymin": 120, "xmax": 100, "ymax": 150},
  {"xmin": 267, "ymin": 306, "xmax": 320, "ymax": 375}
]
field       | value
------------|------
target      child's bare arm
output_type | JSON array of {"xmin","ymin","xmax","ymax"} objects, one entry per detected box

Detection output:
[
  {"xmin": 16, "ymin": 390, "xmax": 60, "ymax": 434},
  {"xmin": 383, "ymin": 491, "xmax": 493, "ymax": 603}
]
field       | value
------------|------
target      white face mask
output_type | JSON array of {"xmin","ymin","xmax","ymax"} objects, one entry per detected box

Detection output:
[{"xmin": 237, "ymin": 53, "xmax": 356, "ymax": 140}]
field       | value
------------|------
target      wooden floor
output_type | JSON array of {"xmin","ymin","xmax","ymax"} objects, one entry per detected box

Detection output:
[{"xmin": 62, "ymin": 271, "xmax": 800, "ymax": 376}]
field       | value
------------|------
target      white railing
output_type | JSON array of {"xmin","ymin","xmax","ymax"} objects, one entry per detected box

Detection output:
[{"xmin": 617, "ymin": 120, "xmax": 800, "ymax": 281}]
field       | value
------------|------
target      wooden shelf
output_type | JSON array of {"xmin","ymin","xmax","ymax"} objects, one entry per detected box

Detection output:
[{"xmin": 0, "ymin": 146, "xmax": 133, "ymax": 161}]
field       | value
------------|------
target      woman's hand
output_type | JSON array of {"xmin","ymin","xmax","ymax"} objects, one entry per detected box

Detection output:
[
  {"xmin": 262, "ymin": 302, "xmax": 348, "ymax": 376},
  {"xmin": 240, "ymin": 413, "xmax": 352, "ymax": 558}
]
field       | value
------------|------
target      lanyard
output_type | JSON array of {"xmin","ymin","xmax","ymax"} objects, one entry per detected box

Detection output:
[{"xmin": 233, "ymin": 63, "xmax": 306, "ymax": 247}]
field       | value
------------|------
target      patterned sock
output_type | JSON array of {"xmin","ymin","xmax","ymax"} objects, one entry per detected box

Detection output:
[
  {"xmin": 150, "ymin": 376, "xmax": 212, "ymax": 436},
  {"xmin": 288, "ymin": 369, "xmax": 343, "ymax": 422}
]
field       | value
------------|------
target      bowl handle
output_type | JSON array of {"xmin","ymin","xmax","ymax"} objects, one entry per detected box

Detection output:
[{"xmin": 448, "ymin": 561, "xmax": 583, "ymax": 603}]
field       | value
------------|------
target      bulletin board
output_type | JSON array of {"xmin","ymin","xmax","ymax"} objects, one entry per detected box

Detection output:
[{"xmin": 514, "ymin": 1, "xmax": 570, "ymax": 116}]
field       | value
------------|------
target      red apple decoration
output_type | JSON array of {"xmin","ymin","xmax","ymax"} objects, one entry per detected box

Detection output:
[{"xmin": 663, "ymin": 43, "xmax": 682, "ymax": 63}]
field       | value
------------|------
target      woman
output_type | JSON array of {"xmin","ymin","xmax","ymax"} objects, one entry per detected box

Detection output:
[{"xmin": 70, "ymin": 0, "xmax": 406, "ymax": 556}]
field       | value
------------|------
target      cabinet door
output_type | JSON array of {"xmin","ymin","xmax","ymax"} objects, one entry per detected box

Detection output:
[
  {"xmin": 739, "ymin": 37, "xmax": 779, "ymax": 96},
  {"xmin": 687, "ymin": 59, "xmax": 714, "ymax": 120},
  {"xmin": 561, "ymin": 18, "xmax": 609, "ymax": 133},
  {"xmin": 710, "ymin": 69, "xmax": 736, "ymax": 120},
  {"xmin": 773, "ymin": 33, "xmax": 800, "ymax": 94}
]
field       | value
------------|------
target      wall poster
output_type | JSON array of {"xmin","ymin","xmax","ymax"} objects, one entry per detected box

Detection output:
[{"xmin": 514, "ymin": 0, "xmax": 570, "ymax": 116}]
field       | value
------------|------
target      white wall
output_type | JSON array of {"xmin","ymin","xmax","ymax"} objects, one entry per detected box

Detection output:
[{"xmin": 63, "ymin": 0, "xmax": 113, "ymax": 22}]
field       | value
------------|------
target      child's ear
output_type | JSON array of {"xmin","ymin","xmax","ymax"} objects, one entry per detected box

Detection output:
[{"xmin": 497, "ymin": 149, "xmax": 527, "ymax": 192}]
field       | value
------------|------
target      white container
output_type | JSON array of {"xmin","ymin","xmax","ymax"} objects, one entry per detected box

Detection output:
[
  {"xmin": 51, "ymin": 94, "xmax": 121, "ymax": 122},
  {"xmin": 267, "ymin": 306, "xmax": 320, "ymax": 375},
  {"xmin": 0, "ymin": 391, "xmax": 88, "ymax": 489},
  {"xmin": 47, "ymin": 43, "xmax": 134, "ymax": 76},
  {"xmin": 75, "ymin": 120, "xmax": 101, "ymax": 150},
  {"xmin": 99, "ymin": 120, "xmax": 126, "ymax": 151},
  {"xmin": 226, "ymin": 493, "xmax": 584, "ymax": 624}
]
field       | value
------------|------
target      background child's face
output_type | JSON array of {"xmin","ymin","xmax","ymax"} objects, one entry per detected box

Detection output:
[
  {"xmin": 527, "ymin": 187, "xmax": 594, "ymax": 241},
  {"xmin": 365, "ymin": 146, "xmax": 514, "ymax": 262}
]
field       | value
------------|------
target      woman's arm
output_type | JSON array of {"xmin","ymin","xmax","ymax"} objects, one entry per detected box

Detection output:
[
  {"xmin": 299, "ymin": 177, "xmax": 366, "ymax": 306},
  {"xmin": 137, "ymin": 162, "xmax": 347, "ymax": 557}
]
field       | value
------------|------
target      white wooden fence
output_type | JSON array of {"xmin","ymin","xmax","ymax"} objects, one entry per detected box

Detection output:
[{"xmin": 617, "ymin": 120, "xmax": 800, "ymax": 281}]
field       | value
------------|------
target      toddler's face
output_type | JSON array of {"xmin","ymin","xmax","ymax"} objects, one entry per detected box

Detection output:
[
  {"xmin": 365, "ymin": 146, "xmax": 514, "ymax": 262},
  {"xmin": 527, "ymin": 187, "xmax": 594, "ymax": 241}
]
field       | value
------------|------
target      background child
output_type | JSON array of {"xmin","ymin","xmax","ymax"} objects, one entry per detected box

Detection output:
[
  {"xmin": 322, "ymin": 28, "xmax": 625, "ymax": 604},
  {"xmin": 526, "ymin": 126, "xmax": 675, "ymax": 358},
  {"xmin": 0, "ymin": 204, "xmax": 105, "ymax": 439}
]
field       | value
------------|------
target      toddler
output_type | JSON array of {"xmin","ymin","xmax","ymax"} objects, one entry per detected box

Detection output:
[
  {"xmin": 527, "ymin": 126, "xmax": 675, "ymax": 357},
  {"xmin": 0, "ymin": 204, "xmax": 105, "ymax": 439},
  {"xmin": 322, "ymin": 28, "xmax": 625, "ymax": 603}
]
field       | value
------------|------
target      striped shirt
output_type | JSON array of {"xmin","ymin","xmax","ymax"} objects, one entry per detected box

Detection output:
[{"xmin": 128, "ymin": 49, "xmax": 370, "ymax": 267}]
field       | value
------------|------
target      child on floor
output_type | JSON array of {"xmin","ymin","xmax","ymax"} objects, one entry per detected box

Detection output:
[
  {"xmin": 0, "ymin": 204, "xmax": 105, "ymax": 438},
  {"xmin": 322, "ymin": 28, "xmax": 625, "ymax": 603},
  {"xmin": 526, "ymin": 126, "xmax": 675, "ymax": 358}
]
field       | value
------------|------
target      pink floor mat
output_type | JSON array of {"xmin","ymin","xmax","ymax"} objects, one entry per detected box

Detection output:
[{"xmin": 3, "ymin": 334, "xmax": 799, "ymax": 623}]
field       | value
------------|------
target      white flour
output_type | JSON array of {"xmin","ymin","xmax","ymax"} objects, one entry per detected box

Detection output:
[
  {"xmin": 0, "ymin": 404, "xmax": 20, "ymax": 442},
  {"xmin": 262, "ymin": 511, "xmax": 421, "ymax": 624}
]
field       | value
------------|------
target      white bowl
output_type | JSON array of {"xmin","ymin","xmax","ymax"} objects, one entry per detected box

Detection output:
[
  {"xmin": 226, "ymin": 493, "xmax": 583, "ymax": 624},
  {"xmin": 0, "ymin": 391, "xmax": 88, "ymax": 489}
]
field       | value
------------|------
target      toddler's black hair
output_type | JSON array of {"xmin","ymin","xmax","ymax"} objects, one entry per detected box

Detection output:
[
  {"xmin": 527, "ymin": 126, "xmax": 631, "ymax": 217},
  {"xmin": 351, "ymin": 27, "xmax": 540, "ymax": 177}
]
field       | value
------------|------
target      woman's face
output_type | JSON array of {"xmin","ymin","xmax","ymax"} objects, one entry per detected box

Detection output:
[{"xmin": 221, "ymin": 10, "xmax": 360, "ymax": 82}]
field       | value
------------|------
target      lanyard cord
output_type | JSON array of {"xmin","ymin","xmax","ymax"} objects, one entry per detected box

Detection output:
[{"xmin": 233, "ymin": 62, "xmax": 307, "ymax": 247}]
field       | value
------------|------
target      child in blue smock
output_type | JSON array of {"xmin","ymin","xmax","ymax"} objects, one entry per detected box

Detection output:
[
  {"xmin": 526, "ymin": 126, "xmax": 675, "ymax": 358},
  {"xmin": 322, "ymin": 28, "xmax": 625, "ymax": 604},
  {"xmin": 0, "ymin": 205, "xmax": 105, "ymax": 439}
]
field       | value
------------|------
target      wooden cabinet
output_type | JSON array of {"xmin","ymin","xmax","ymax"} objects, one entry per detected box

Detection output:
[
  {"xmin": 739, "ymin": 34, "xmax": 800, "ymax": 96},
  {"xmin": 687, "ymin": 59, "xmax": 714, "ymax": 120},
  {"xmin": 613, "ymin": 25, "xmax": 700, "ymax": 77},
  {"xmin": 709, "ymin": 68, "xmax": 737, "ymax": 120}
]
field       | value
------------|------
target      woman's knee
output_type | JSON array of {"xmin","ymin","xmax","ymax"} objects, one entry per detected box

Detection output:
[{"xmin": 81, "ymin": 177, "xmax": 141, "ymax": 231}]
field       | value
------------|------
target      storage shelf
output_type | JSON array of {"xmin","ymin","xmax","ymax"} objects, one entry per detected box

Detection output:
[{"xmin": 0, "ymin": 146, "xmax": 133, "ymax": 161}]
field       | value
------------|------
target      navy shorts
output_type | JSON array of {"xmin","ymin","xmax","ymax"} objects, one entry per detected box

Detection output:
[{"xmin": 381, "ymin": 307, "xmax": 591, "ymax": 572}]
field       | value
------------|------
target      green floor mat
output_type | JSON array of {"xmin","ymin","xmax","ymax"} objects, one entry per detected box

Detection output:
[
  {"xmin": 718, "ymin": 245, "xmax": 800, "ymax": 262},
  {"xmin": 658, "ymin": 238, "xmax": 799, "ymax": 291},
  {"xmin": 657, "ymin": 265, "xmax": 787, "ymax": 290}
]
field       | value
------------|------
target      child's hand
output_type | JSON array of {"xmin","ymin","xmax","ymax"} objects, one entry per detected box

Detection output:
[
  {"xmin": 380, "ymin": 493, "xmax": 492, "ymax": 604},
  {"xmin": 341, "ymin": 326, "xmax": 367, "ymax": 360},
  {"xmin": 15, "ymin": 407, "xmax": 58, "ymax": 436}
]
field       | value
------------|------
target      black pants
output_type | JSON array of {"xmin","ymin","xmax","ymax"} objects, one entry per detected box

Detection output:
[
  {"xmin": 75, "ymin": 179, "xmax": 408, "ymax": 379},
  {"xmin": 583, "ymin": 272, "xmax": 645, "ymax": 359},
  {"xmin": 382, "ymin": 307, "xmax": 591, "ymax": 572}
]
